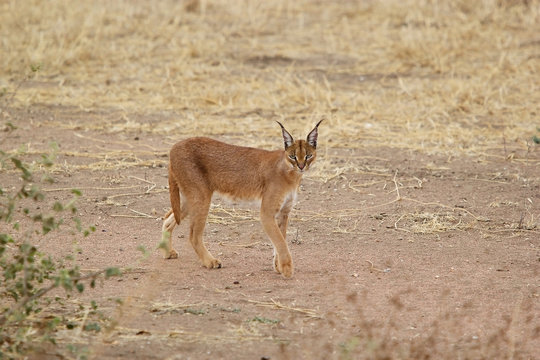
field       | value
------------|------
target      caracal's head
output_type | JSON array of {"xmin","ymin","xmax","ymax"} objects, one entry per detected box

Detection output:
[{"xmin": 276, "ymin": 120, "xmax": 323, "ymax": 173}]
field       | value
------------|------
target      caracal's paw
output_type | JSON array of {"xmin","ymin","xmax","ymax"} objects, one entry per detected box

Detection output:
[
  {"xmin": 275, "ymin": 257, "xmax": 293, "ymax": 278},
  {"xmin": 203, "ymin": 257, "xmax": 222, "ymax": 269},
  {"xmin": 166, "ymin": 249, "xmax": 179, "ymax": 259},
  {"xmin": 279, "ymin": 262, "xmax": 294, "ymax": 279}
]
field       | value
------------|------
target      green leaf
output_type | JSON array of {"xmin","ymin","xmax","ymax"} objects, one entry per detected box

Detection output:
[
  {"xmin": 71, "ymin": 189, "xmax": 82, "ymax": 196},
  {"xmin": 105, "ymin": 267, "xmax": 121, "ymax": 278},
  {"xmin": 11, "ymin": 157, "xmax": 32, "ymax": 181},
  {"xmin": 42, "ymin": 174, "xmax": 55, "ymax": 184},
  {"xmin": 74, "ymin": 218, "xmax": 82, "ymax": 232},
  {"xmin": 66, "ymin": 322, "xmax": 77, "ymax": 330},
  {"xmin": 30, "ymin": 63, "xmax": 42, "ymax": 72},
  {"xmin": 52, "ymin": 202, "xmax": 64, "ymax": 212},
  {"xmin": 42, "ymin": 216, "xmax": 56, "ymax": 234},
  {"xmin": 47, "ymin": 317, "xmax": 61, "ymax": 330},
  {"xmin": 41, "ymin": 154, "xmax": 54, "ymax": 168},
  {"xmin": 251, "ymin": 316, "xmax": 280, "ymax": 324},
  {"xmin": 84, "ymin": 225, "xmax": 96, "ymax": 236},
  {"xmin": 5, "ymin": 121, "xmax": 16, "ymax": 130},
  {"xmin": 83, "ymin": 322, "xmax": 101, "ymax": 332}
]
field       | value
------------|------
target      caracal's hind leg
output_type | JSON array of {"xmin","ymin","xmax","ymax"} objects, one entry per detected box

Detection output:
[
  {"xmin": 162, "ymin": 204, "xmax": 188, "ymax": 259},
  {"xmin": 187, "ymin": 192, "xmax": 222, "ymax": 269},
  {"xmin": 164, "ymin": 174, "xmax": 189, "ymax": 259},
  {"xmin": 162, "ymin": 210, "xmax": 179, "ymax": 259}
]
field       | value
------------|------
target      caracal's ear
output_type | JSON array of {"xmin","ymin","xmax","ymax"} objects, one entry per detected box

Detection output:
[
  {"xmin": 307, "ymin": 119, "xmax": 323, "ymax": 148},
  {"xmin": 276, "ymin": 121, "xmax": 294, "ymax": 149}
]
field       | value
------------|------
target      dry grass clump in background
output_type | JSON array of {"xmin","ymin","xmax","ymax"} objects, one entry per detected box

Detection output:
[{"xmin": 1, "ymin": 0, "xmax": 539, "ymax": 158}]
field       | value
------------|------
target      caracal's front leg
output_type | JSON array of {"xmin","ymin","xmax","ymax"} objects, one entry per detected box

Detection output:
[
  {"xmin": 187, "ymin": 193, "xmax": 222, "ymax": 269},
  {"xmin": 261, "ymin": 196, "xmax": 293, "ymax": 278},
  {"xmin": 274, "ymin": 192, "xmax": 295, "ymax": 273},
  {"xmin": 276, "ymin": 191, "xmax": 295, "ymax": 238}
]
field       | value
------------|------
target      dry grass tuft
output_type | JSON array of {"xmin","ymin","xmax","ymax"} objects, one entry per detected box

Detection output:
[{"xmin": 394, "ymin": 211, "xmax": 468, "ymax": 234}]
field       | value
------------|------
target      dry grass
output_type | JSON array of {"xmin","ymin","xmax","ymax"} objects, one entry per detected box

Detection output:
[
  {"xmin": 394, "ymin": 211, "xmax": 468, "ymax": 234},
  {"xmin": 2, "ymin": 0, "xmax": 539, "ymax": 160}
]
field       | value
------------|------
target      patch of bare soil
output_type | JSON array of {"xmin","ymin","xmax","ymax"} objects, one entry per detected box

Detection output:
[{"xmin": 3, "ymin": 107, "xmax": 538, "ymax": 360}]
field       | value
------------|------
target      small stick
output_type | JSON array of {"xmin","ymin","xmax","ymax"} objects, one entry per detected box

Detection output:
[
  {"xmin": 247, "ymin": 299, "xmax": 322, "ymax": 319},
  {"xmin": 392, "ymin": 170, "xmax": 401, "ymax": 201},
  {"xmin": 128, "ymin": 175, "xmax": 155, "ymax": 185},
  {"xmin": 366, "ymin": 260, "xmax": 387, "ymax": 273},
  {"xmin": 219, "ymin": 241, "xmax": 260, "ymax": 248}
]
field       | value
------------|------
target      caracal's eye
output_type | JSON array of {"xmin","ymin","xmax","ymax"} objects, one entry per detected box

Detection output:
[
  {"xmin": 305, "ymin": 154, "xmax": 313, "ymax": 160},
  {"xmin": 288, "ymin": 154, "xmax": 297, "ymax": 160}
]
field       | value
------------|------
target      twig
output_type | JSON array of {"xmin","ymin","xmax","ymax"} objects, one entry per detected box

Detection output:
[
  {"xmin": 128, "ymin": 175, "xmax": 155, "ymax": 187},
  {"xmin": 366, "ymin": 260, "xmax": 387, "ymax": 273},
  {"xmin": 111, "ymin": 214, "xmax": 156, "ymax": 219},
  {"xmin": 247, "ymin": 298, "xmax": 322, "ymax": 319},
  {"xmin": 394, "ymin": 214, "xmax": 409, "ymax": 232},
  {"xmin": 105, "ymin": 189, "xmax": 167, "ymax": 200},
  {"xmin": 479, "ymin": 228, "xmax": 539, "ymax": 234},
  {"xmin": 219, "ymin": 241, "xmax": 261, "ymax": 248},
  {"xmin": 129, "ymin": 209, "xmax": 155, "ymax": 218},
  {"xmin": 392, "ymin": 170, "xmax": 401, "ymax": 201},
  {"xmin": 44, "ymin": 185, "xmax": 139, "ymax": 192}
]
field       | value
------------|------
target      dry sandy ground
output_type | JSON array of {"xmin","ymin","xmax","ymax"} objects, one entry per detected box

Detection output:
[{"xmin": 2, "ymin": 106, "xmax": 538, "ymax": 359}]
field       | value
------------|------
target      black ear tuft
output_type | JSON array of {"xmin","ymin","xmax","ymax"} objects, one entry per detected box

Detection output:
[
  {"xmin": 307, "ymin": 119, "xmax": 323, "ymax": 148},
  {"xmin": 276, "ymin": 121, "xmax": 294, "ymax": 149}
]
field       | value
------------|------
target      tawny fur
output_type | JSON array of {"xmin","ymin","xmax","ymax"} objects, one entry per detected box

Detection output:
[{"xmin": 162, "ymin": 120, "xmax": 322, "ymax": 278}]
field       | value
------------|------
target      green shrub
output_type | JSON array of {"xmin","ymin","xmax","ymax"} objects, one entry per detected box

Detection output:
[{"xmin": 0, "ymin": 126, "xmax": 119, "ymax": 358}]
